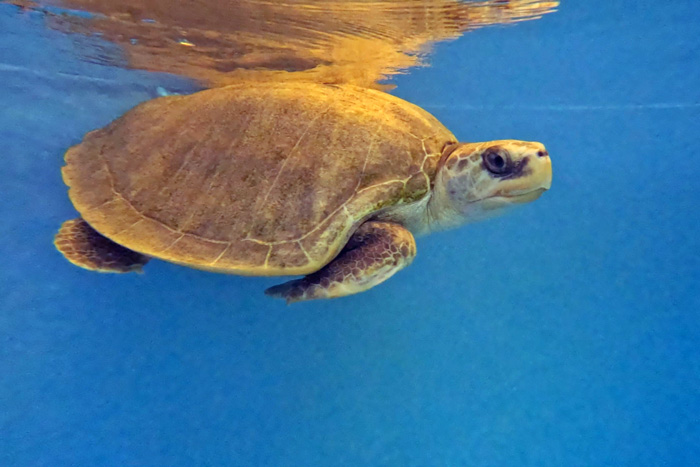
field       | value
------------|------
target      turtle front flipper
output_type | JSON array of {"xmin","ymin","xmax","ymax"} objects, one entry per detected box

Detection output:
[
  {"xmin": 54, "ymin": 218, "xmax": 150, "ymax": 273},
  {"xmin": 265, "ymin": 221, "xmax": 416, "ymax": 304}
]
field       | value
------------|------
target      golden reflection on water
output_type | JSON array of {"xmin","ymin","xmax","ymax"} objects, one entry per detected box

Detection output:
[{"xmin": 18, "ymin": 0, "xmax": 558, "ymax": 88}]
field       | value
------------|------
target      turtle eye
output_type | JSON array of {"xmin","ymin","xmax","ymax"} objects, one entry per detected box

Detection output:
[{"xmin": 482, "ymin": 149, "xmax": 510, "ymax": 175}]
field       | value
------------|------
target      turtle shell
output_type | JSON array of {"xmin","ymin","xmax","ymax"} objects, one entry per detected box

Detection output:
[{"xmin": 63, "ymin": 82, "xmax": 455, "ymax": 275}]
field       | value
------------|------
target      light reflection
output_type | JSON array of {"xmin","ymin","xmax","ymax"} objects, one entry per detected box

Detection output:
[{"xmin": 12, "ymin": 0, "xmax": 558, "ymax": 88}]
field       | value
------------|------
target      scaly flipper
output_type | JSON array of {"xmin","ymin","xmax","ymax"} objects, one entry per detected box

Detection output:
[
  {"xmin": 54, "ymin": 217, "xmax": 150, "ymax": 273},
  {"xmin": 265, "ymin": 221, "xmax": 416, "ymax": 303}
]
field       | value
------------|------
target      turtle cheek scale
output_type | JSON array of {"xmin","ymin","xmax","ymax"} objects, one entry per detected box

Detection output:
[
  {"xmin": 428, "ymin": 169, "xmax": 498, "ymax": 226},
  {"xmin": 446, "ymin": 163, "xmax": 494, "ymax": 206}
]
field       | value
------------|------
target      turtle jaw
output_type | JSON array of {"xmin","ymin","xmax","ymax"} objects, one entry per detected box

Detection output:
[
  {"xmin": 495, "ymin": 155, "xmax": 552, "ymax": 202},
  {"xmin": 481, "ymin": 155, "xmax": 552, "ymax": 210},
  {"xmin": 486, "ymin": 148, "xmax": 552, "ymax": 205},
  {"xmin": 498, "ymin": 187, "xmax": 548, "ymax": 204},
  {"xmin": 460, "ymin": 186, "xmax": 546, "ymax": 216}
]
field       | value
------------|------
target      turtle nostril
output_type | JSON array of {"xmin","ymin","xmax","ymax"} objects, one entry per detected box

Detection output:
[{"xmin": 537, "ymin": 150, "xmax": 549, "ymax": 158}]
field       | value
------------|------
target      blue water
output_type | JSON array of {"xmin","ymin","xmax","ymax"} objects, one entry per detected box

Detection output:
[{"xmin": 1, "ymin": 1, "xmax": 699, "ymax": 465}]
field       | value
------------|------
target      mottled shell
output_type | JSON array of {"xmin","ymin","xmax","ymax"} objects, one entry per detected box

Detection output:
[{"xmin": 63, "ymin": 82, "xmax": 455, "ymax": 275}]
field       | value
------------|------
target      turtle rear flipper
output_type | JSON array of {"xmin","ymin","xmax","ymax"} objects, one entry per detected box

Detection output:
[{"xmin": 54, "ymin": 218, "xmax": 149, "ymax": 273}]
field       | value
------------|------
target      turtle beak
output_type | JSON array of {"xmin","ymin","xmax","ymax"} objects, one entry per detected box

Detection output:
[
  {"xmin": 503, "ymin": 152, "xmax": 552, "ymax": 195},
  {"xmin": 494, "ymin": 150, "xmax": 552, "ymax": 204},
  {"xmin": 526, "ymin": 143, "xmax": 552, "ymax": 191},
  {"xmin": 538, "ymin": 153, "xmax": 553, "ymax": 190}
]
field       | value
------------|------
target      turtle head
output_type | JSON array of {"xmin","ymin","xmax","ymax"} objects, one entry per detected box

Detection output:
[{"xmin": 429, "ymin": 140, "xmax": 552, "ymax": 229}]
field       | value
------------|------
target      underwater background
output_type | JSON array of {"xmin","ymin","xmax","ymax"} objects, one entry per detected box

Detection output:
[{"xmin": 1, "ymin": 0, "xmax": 698, "ymax": 465}]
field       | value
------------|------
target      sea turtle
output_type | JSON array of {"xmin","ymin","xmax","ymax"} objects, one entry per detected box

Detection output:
[{"xmin": 55, "ymin": 82, "xmax": 552, "ymax": 303}]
